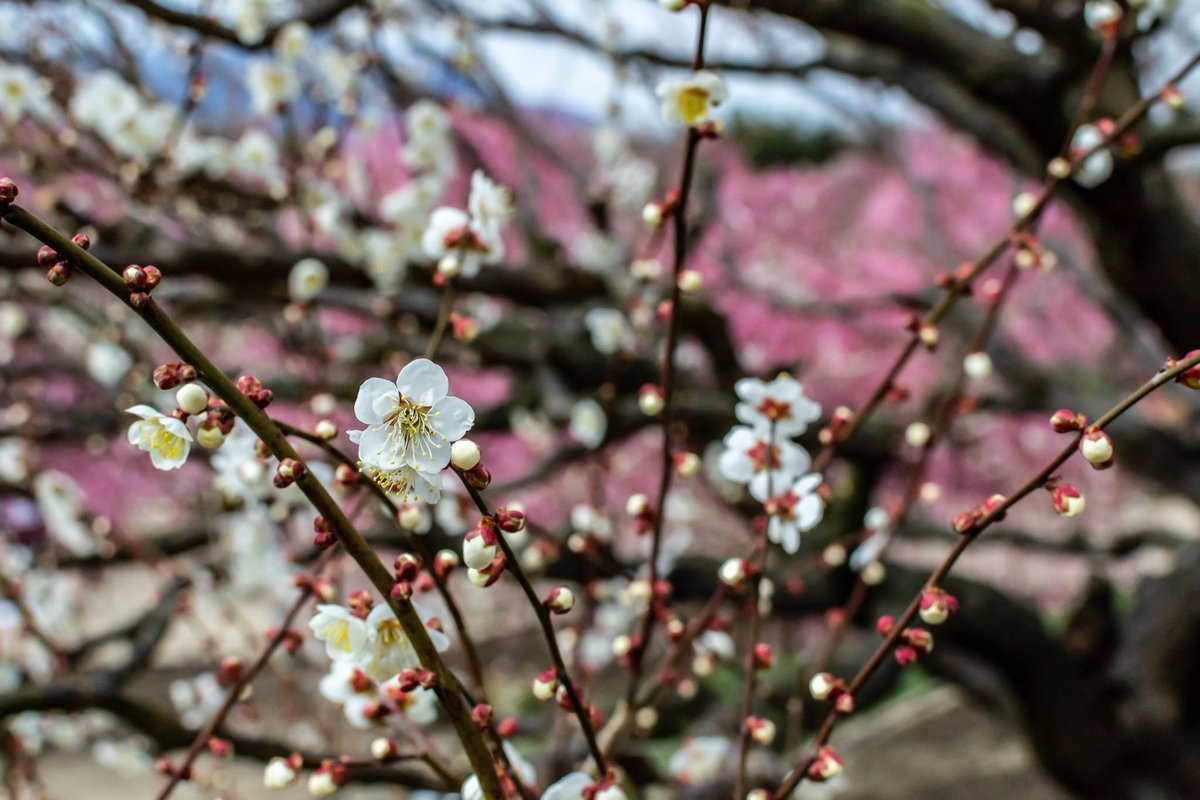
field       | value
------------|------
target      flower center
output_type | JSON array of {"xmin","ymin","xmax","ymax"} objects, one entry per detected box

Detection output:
[
  {"xmin": 140, "ymin": 423, "xmax": 185, "ymax": 459},
  {"xmin": 678, "ymin": 86, "xmax": 710, "ymax": 124},
  {"xmin": 746, "ymin": 441, "xmax": 780, "ymax": 472},
  {"xmin": 756, "ymin": 397, "xmax": 791, "ymax": 422},
  {"xmin": 378, "ymin": 394, "xmax": 444, "ymax": 462}
]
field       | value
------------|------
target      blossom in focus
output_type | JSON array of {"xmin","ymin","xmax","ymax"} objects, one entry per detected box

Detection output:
[
  {"xmin": 356, "ymin": 600, "xmax": 451, "ymax": 682},
  {"xmin": 126, "ymin": 404, "xmax": 192, "ymax": 470},
  {"xmin": 764, "ymin": 473, "xmax": 824, "ymax": 554},
  {"xmin": 308, "ymin": 604, "xmax": 368, "ymax": 661},
  {"xmin": 718, "ymin": 425, "xmax": 812, "ymax": 502},
  {"xmin": 734, "ymin": 374, "xmax": 822, "ymax": 436},
  {"xmin": 656, "ymin": 70, "xmax": 728, "ymax": 127},
  {"xmin": 349, "ymin": 359, "xmax": 474, "ymax": 494}
]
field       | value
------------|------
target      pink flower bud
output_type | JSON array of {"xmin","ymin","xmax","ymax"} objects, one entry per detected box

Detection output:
[
  {"xmin": 875, "ymin": 615, "xmax": 895, "ymax": 636},
  {"xmin": 464, "ymin": 463, "xmax": 491, "ymax": 490},
  {"xmin": 37, "ymin": 245, "xmax": 59, "ymax": 266},
  {"xmin": 918, "ymin": 587, "xmax": 958, "ymax": 625},
  {"xmin": 1080, "ymin": 430, "xmax": 1114, "ymax": 469},
  {"xmin": 980, "ymin": 493, "xmax": 1007, "ymax": 521},
  {"xmin": 753, "ymin": 643, "xmax": 774, "ymax": 670},
  {"xmin": 1176, "ymin": 350, "xmax": 1200, "ymax": 389},
  {"xmin": 1050, "ymin": 408, "xmax": 1085, "ymax": 432},
  {"xmin": 496, "ymin": 505, "xmax": 525, "ymax": 533},
  {"xmin": 143, "ymin": 265, "xmax": 162, "ymax": 290},
  {"xmin": 496, "ymin": 718, "xmax": 518, "ymax": 738},
  {"xmin": 745, "ymin": 716, "xmax": 775, "ymax": 745},
  {"xmin": 532, "ymin": 669, "xmax": 558, "ymax": 700},
  {"xmin": 903, "ymin": 627, "xmax": 934, "ymax": 654},
  {"xmin": 471, "ymin": 703, "xmax": 493, "ymax": 729},
  {"xmin": 544, "ymin": 586, "xmax": 575, "ymax": 614},
  {"xmin": 0, "ymin": 177, "xmax": 17, "ymax": 203},
  {"xmin": 394, "ymin": 553, "xmax": 421, "ymax": 581},
  {"xmin": 434, "ymin": 549, "xmax": 459, "ymax": 577},
  {"xmin": 46, "ymin": 262, "xmax": 72, "ymax": 286},
  {"xmin": 894, "ymin": 645, "xmax": 918, "ymax": 667},
  {"xmin": 1051, "ymin": 483, "xmax": 1086, "ymax": 517},
  {"xmin": 951, "ymin": 510, "xmax": 978, "ymax": 535},
  {"xmin": 834, "ymin": 691, "xmax": 855, "ymax": 714},
  {"xmin": 808, "ymin": 672, "xmax": 841, "ymax": 701},
  {"xmin": 123, "ymin": 265, "xmax": 147, "ymax": 290},
  {"xmin": 153, "ymin": 363, "xmax": 182, "ymax": 390},
  {"xmin": 807, "ymin": 746, "xmax": 843, "ymax": 782}
]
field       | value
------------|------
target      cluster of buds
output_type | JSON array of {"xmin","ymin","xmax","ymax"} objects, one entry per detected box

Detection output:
[
  {"xmin": 120, "ymin": 263, "xmax": 163, "ymax": 306},
  {"xmin": 1079, "ymin": 429, "xmax": 1114, "ymax": 470},
  {"xmin": 393, "ymin": 667, "xmax": 438, "ymax": 694},
  {"xmin": 196, "ymin": 396, "xmax": 237, "ymax": 449},
  {"xmin": 876, "ymin": 617, "xmax": 934, "ymax": 667},
  {"xmin": 809, "ymin": 672, "xmax": 855, "ymax": 713},
  {"xmin": 452, "ymin": 440, "xmax": 491, "ymax": 489},
  {"xmin": 308, "ymin": 760, "xmax": 348, "ymax": 797},
  {"xmin": 312, "ymin": 516, "xmax": 336, "ymax": 549},
  {"xmin": 464, "ymin": 518, "xmax": 505, "ymax": 587},
  {"xmin": 817, "ymin": 405, "xmax": 854, "ymax": 446},
  {"xmin": 1049, "ymin": 407, "xmax": 1086, "ymax": 433},
  {"xmin": 236, "ymin": 374, "xmax": 274, "ymax": 408},
  {"xmin": 625, "ymin": 493, "xmax": 655, "ymax": 535},
  {"xmin": 1012, "ymin": 232, "xmax": 1057, "ymax": 271},
  {"xmin": 392, "ymin": 552, "xmax": 423, "ymax": 598},
  {"xmin": 918, "ymin": 587, "xmax": 959, "ymax": 625},
  {"xmin": 39, "ymin": 234, "xmax": 86, "ymax": 286},
  {"xmin": 949, "ymin": 493, "xmax": 1007, "ymax": 535},
  {"xmin": 642, "ymin": 187, "xmax": 680, "ymax": 230},
  {"xmin": 274, "ymin": 457, "xmax": 306, "ymax": 488},
  {"xmin": 807, "ymin": 745, "xmax": 844, "ymax": 782},
  {"xmin": 153, "ymin": 362, "xmax": 199, "ymax": 390}
]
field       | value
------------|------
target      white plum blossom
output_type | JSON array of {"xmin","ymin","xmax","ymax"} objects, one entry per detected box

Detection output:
[
  {"xmin": 246, "ymin": 60, "xmax": 300, "ymax": 115},
  {"xmin": 765, "ymin": 473, "xmax": 824, "ymax": 554},
  {"xmin": 541, "ymin": 772, "xmax": 593, "ymax": 800},
  {"xmin": 86, "ymin": 340, "xmax": 133, "ymax": 388},
  {"xmin": 318, "ymin": 660, "xmax": 379, "ymax": 729},
  {"xmin": 734, "ymin": 374, "xmax": 822, "ymax": 437},
  {"xmin": 584, "ymin": 307, "xmax": 636, "ymax": 355},
  {"xmin": 169, "ymin": 673, "xmax": 223, "ymax": 729},
  {"xmin": 309, "ymin": 604, "xmax": 368, "ymax": 661},
  {"xmin": 421, "ymin": 171, "xmax": 511, "ymax": 278},
  {"xmin": 569, "ymin": 398, "xmax": 607, "ymax": 449},
  {"xmin": 656, "ymin": 70, "xmax": 728, "ymax": 127},
  {"xmin": 357, "ymin": 600, "xmax": 451, "ymax": 681},
  {"xmin": 274, "ymin": 21, "xmax": 311, "ymax": 60},
  {"xmin": 288, "ymin": 257, "xmax": 329, "ymax": 302},
  {"xmin": 718, "ymin": 425, "xmax": 812, "ymax": 502},
  {"xmin": 381, "ymin": 675, "xmax": 438, "ymax": 724},
  {"xmin": 127, "ymin": 405, "xmax": 192, "ymax": 470},
  {"xmin": 349, "ymin": 359, "xmax": 475, "ymax": 489},
  {"xmin": 1070, "ymin": 123, "xmax": 1113, "ymax": 188},
  {"xmin": 0, "ymin": 61, "xmax": 56, "ymax": 123},
  {"xmin": 32, "ymin": 471, "xmax": 95, "ymax": 556},
  {"xmin": 668, "ymin": 736, "xmax": 731, "ymax": 784},
  {"xmin": 231, "ymin": 129, "xmax": 286, "ymax": 189}
]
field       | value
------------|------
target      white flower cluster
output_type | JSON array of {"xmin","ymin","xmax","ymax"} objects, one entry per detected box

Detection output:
[
  {"xmin": 421, "ymin": 170, "xmax": 511, "ymax": 279},
  {"xmin": 307, "ymin": 600, "xmax": 445, "ymax": 728},
  {"xmin": 349, "ymin": 358, "xmax": 475, "ymax": 502},
  {"xmin": 718, "ymin": 375, "xmax": 825, "ymax": 553}
]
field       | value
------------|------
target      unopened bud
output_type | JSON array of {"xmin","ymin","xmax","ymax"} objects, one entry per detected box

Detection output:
[
  {"xmin": 532, "ymin": 669, "xmax": 558, "ymax": 700},
  {"xmin": 451, "ymin": 439, "xmax": 481, "ymax": 470},
  {"xmin": 1051, "ymin": 483, "xmax": 1086, "ymax": 517},
  {"xmin": 719, "ymin": 558, "xmax": 749, "ymax": 587},
  {"xmin": 1080, "ymin": 430, "xmax": 1114, "ymax": 469},
  {"xmin": 175, "ymin": 383, "xmax": 209, "ymax": 416},
  {"xmin": 918, "ymin": 587, "xmax": 958, "ymax": 625},
  {"xmin": 638, "ymin": 385, "xmax": 664, "ymax": 416},
  {"xmin": 745, "ymin": 716, "xmax": 776, "ymax": 745},
  {"xmin": 544, "ymin": 586, "xmax": 575, "ymax": 614},
  {"xmin": 1050, "ymin": 408, "xmax": 1085, "ymax": 432}
]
